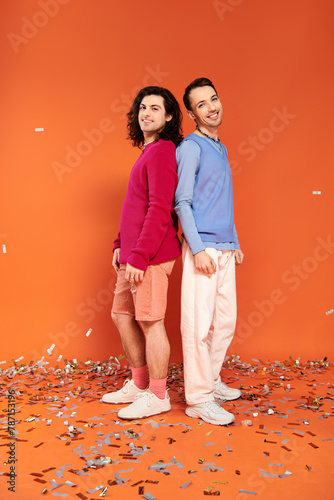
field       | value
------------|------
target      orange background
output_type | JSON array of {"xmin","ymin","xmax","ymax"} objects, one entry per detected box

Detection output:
[{"xmin": 1, "ymin": 0, "xmax": 333, "ymax": 367}]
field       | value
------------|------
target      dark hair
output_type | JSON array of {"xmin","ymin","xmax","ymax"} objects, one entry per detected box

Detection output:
[
  {"xmin": 183, "ymin": 77, "xmax": 218, "ymax": 111},
  {"xmin": 127, "ymin": 86, "xmax": 183, "ymax": 148}
]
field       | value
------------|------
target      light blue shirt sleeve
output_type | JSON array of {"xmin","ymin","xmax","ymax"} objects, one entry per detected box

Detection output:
[{"xmin": 175, "ymin": 140, "xmax": 206, "ymax": 255}]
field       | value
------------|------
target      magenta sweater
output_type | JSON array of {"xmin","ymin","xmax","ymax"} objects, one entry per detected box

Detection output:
[{"xmin": 114, "ymin": 139, "xmax": 181, "ymax": 271}]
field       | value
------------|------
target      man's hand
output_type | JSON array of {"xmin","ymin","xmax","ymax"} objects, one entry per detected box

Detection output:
[
  {"xmin": 235, "ymin": 248, "xmax": 244, "ymax": 265},
  {"xmin": 125, "ymin": 263, "xmax": 144, "ymax": 282},
  {"xmin": 112, "ymin": 248, "xmax": 121, "ymax": 273},
  {"xmin": 194, "ymin": 250, "xmax": 217, "ymax": 275}
]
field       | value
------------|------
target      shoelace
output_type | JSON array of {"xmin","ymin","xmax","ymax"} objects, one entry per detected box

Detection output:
[
  {"xmin": 121, "ymin": 379, "xmax": 131, "ymax": 393},
  {"xmin": 216, "ymin": 381, "xmax": 228, "ymax": 390},
  {"xmin": 132, "ymin": 391, "xmax": 152, "ymax": 407},
  {"xmin": 204, "ymin": 400, "xmax": 222, "ymax": 412}
]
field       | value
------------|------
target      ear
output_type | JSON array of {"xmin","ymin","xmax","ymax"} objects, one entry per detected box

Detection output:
[
  {"xmin": 166, "ymin": 114, "xmax": 172, "ymax": 122},
  {"xmin": 187, "ymin": 110, "xmax": 196, "ymax": 120}
]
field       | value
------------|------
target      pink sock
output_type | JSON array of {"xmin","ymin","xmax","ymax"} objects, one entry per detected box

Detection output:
[
  {"xmin": 131, "ymin": 365, "xmax": 148, "ymax": 390},
  {"xmin": 149, "ymin": 377, "xmax": 167, "ymax": 399}
]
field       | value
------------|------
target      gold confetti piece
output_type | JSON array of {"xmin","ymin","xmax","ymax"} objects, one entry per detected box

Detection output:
[
  {"xmin": 206, "ymin": 430, "xmax": 214, "ymax": 436},
  {"xmin": 76, "ymin": 493, "xmax": 88, "ymax": 500},
  {"xmin": 292, "ymin": 432, "xmax": 304, "ymax": 438},
  {"xmin": 107, "ymin": 480, "xmax": 118, "ymax": 486},
  {"xmin": 305, "ymin": 465, "xmax": 312, "ymax": 471},
  {"xmin": 139, "ymin": 486, "xmax": 144, "ymax": 494},
  {"xmin": 188, "ymin": 470, "xmax": 197, "ymax": 474},
  {"xmin": 214, "ymin": 453, "xmax": 221, "ymax": 457},
  {"xmin": 198, "ymin": 458, "xmax": 205, "ymax": 464},
  {"xmin": 131, "ymin": 481, "xmax": 143, "ymax": 487},
  {"xmin": 34, "ymin": 442, "xmax": 44, "ymax": 448},
  {"xmin": 41, "ymin": 488, "xmax": 47, "ymax": 495},
  {"xmin": 197, "ymin": 421, "xmax": 203, "ymax": 428}
]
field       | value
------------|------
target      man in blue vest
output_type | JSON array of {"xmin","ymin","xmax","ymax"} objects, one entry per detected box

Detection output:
[{"xmin": 175, "ymin": 77, "xmax": 244, "ymax": 425}]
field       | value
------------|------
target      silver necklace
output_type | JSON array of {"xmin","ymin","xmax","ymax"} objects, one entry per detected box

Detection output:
[
  {"xmin": 143, "ymin": 138, "xmax": 157, "ymax": 150},
  {"xmin": 196, "ymin": 126, "xmax": 222, "ymax": 152}
]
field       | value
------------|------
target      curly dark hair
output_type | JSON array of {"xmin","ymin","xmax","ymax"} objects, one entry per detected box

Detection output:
[
  {"xmin": 183, "ymin": 77, "xmax": 217, "ymax": 111},
  {"xmin": 127, "ymin": 86, "xmax": 183, "ymax": 148}
]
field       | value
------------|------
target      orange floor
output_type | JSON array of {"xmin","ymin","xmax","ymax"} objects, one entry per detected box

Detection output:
[{"xmin": 0, "ymin": 356, "xmax": 333, "ymax": 500}]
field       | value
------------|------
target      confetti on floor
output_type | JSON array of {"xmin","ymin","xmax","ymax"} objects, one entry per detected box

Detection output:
[{"xmin": 0, "ymin": 356, "xmax": 333, "ymax": 499}]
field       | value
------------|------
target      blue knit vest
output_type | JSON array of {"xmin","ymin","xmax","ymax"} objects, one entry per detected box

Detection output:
[{"xmin": 183, "ymin": 133, "xmax": 235, "ymax": 244}]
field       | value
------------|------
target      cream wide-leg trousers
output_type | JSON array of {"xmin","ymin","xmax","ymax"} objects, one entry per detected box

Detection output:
[{"xmin": 181, "ymin": 241, "xmax": 237, "ymax": 405}]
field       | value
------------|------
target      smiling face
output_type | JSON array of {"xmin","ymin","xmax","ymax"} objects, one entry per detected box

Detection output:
[
  {"xmin": 138, "ymin": 94, "xmax": 172, "ymax": 142},
  {"xmin": 187, "ymin": 85, "xmax": 223, "ymax": 134}
]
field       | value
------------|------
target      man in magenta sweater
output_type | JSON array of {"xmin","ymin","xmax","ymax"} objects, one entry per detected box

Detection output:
[{"xmin": 102, "ymin": 86, "xmax": 183, "ymax": 419}]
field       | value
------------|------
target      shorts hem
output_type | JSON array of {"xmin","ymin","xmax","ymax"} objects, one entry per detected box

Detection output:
[
  {"xmin": 135, "ymin": 315, "xmax": 165, "ymax": 322},
  {"xmin": 111, "ymin": 310, "xmax": 135, "ymax": 317}
]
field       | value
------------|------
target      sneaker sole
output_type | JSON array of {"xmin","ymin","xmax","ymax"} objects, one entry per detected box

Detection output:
[
  {"xmin": 214, "ymin": 392, "xmax": 241, "ymax": 401},
  {"xmin": 185, "ymin": 407, "xmax": 235, "ymax": 426},
  {"xmin": 102, "ymin": 396, "xmax": 136, "ymax": 404},
  {"xmin": 118, "ymin": 405, "xmax": 171, "ymax": 420}
]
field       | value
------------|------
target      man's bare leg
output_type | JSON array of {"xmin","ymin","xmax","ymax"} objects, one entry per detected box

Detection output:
[
  {"xmin": 112, "ymin": 312, "xmax": 146, "ymax": 367},
  {"xmin": 101, "ymin": 313, "xmax": 148, "ymax": 404},
  {"xmin": 117, "ymin": 318, "xmax": 171, "ymax": 418},
  {"xmin": 139, "ymin": 319, "xmax": 170, "ymax": 384}
]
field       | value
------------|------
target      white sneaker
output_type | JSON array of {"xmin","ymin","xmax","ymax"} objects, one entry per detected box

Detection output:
[
  {"xmin": 101, "ymin": 379, "xmax": 147, "ymax": 404},
  {"xmin": 117, "ymin": 390, "xmax": 171, "ymax": 419},
  {"xmin": 185, "ymin": 400, "xmax": 235, "ymax": 426},
  {"xmin": 214, "ymin": 380, "xmax": 241, "ymax": 401}
]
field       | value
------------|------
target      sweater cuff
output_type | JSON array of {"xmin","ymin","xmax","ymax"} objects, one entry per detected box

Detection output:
[
  {"xmin": 188, "ymin": 239, "xmax": 206, "ymax": 256},
  {"xmin": 127, "ymin": 253, "xmax": 148, "ymax": 272}
]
